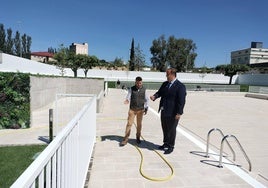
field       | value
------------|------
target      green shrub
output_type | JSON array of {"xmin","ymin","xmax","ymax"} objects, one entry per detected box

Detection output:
[
  {"xmin": 240, "ymin": 85, "xmax": 249, "ymax": 92},
  {"xmin": 0, "ymin": 72, "xmax": 30, "ymax": 129},
  {"xmin": 107, "ymin": 81, "xmax": 116, "ymax": 88}
]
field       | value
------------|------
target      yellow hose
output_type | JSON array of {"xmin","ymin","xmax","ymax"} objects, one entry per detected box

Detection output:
[
  {"xmin": 98, "ymin": 117, "xmax": 175, "ymax": 181},
  {"xmin": 135, "ymin": 145, "xmax": 174, "ymax": 181},
  {"xmin": 134, "ymin": 124, "xmax": 174, "ymax": 182}
]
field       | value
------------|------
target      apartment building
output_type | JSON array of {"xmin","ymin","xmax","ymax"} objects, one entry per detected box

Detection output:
[
  {"xmin": 69, "ymin": 42, "xmax": 88, "ymax": 55},
  {"xmin": 231, "ymin": 42, "xmax": 268, "ymax": 65}
]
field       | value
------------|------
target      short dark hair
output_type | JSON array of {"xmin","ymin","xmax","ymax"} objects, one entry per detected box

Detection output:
[
  {"xmin": 135, "ymin": 76, "xmax": 142, "ymax": 81},
  {"xmin": 166, "ymin": 68, "xmax": 177, "ymax": 77}
]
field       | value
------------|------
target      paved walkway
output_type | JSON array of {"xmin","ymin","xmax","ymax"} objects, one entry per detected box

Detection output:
[
  {"xmin": 0, "ymin": 97, "xmax": 92, "ymax": 146},
  {"xmin": 88, "ymin": 88, "xmax": 268, "ymax": 188},
  {"xmin": 1, "ymin": 88, "xmax": 268, "ymax": 187}
]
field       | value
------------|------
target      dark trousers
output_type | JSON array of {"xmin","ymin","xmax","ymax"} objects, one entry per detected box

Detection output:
[{"xmin": 160, "ymin": 110, "xmax": 179, "ymax": 148}]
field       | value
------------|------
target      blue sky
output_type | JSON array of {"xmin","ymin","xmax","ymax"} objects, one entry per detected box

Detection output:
[{"xmin": 1, "ymin": 0, "xmax": 268, "ymax": 67}]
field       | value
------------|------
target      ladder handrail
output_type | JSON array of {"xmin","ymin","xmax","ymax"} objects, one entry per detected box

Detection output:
[
  {"xmin": 206, "ymin": 128, "xmax": 236, "ymax": 161},
  {"xmin": 219, "ymin": 135, "xmax": 252, "ymax": 172}
]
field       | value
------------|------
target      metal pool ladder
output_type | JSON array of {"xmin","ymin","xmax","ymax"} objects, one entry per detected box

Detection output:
[
  {"xmin": 219, "ymin": 134, "xmax": 252, "ymax": 171},
  {"xmin": 205, "ymin": 128, "xmax": 252, "ymax": 171},
  {"xmin": 205, "ymin": 128, "xmax": 236, "ymax": 160}
]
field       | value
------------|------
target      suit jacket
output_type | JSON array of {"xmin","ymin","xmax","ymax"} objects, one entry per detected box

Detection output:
[{"xmin": 154, "ymin": 79, "xmax": 186, "ymax": 117}]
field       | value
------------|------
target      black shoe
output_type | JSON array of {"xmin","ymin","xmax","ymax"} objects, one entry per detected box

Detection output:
[
  {"xmin": 164, "ymin": 147, "xmax": 174, "ymax": 154},
  {"xmin": 158, "ymin": 144, "xmax": 168, "ymax": 150},
  {"xmin": 136, "ymin": 138, "xmax": 141, "ymax": 144}
]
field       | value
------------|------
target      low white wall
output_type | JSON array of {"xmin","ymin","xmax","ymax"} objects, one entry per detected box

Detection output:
[
  {"xmin": 85, "ymin": 69, "xmax": 236, "ymax": 84},
  {"xmin": 30, "ymin": 76, "xmax": 103, "ymax": 110},
  {"xmin": 30, "ymin": 76, "xmax": 103, "ymax": 128},
  {"xmin": 235, "ymin": 74, "xmax": 268, "ymax": 86},
  {"xmin": 1, "ymin": 53, "xmax": 72, "ymax": 76},
  {"xmin": 3, "ymin": 52, "xmax": 268, "ymax": 86},
  {"xmin": 0, "ymin": 52, "xmax": 237, "ymax": 84}
]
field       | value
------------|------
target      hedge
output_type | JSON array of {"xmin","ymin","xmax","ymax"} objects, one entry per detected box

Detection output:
[{"xmin": 0, "ymin": 72, "xmax": 30, "ymax": 129}]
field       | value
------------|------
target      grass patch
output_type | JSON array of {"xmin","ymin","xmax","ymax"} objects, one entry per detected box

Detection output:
[
  {"xmin": 240, "ymin": 84, "xmax": 249, "ymax": 92},
  {"xmin": 0, "ymin": 144, "xmax": 47, "ymax": 187}
]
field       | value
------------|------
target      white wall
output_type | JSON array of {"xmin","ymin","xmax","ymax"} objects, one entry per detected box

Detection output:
[
  {"xmin": 30, "ymin": 76, "xmax": 103, "ymax": 110},
  {"xmin": 0, "ymin": 53, "xmax": 74, "ymax": 76},
  {"xmin": 0, "ymin": 52, "xmax": 238, "ymax": 84},
  {"xmin": 84, "ymin": 69, "xmax": 235, "ymax": 84},
  {"xmin": 235, "ymin": 74, "xmax": 268, "ymax": 86}
]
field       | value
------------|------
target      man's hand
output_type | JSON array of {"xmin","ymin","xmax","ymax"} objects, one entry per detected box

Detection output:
[
  {"xmin": 144, "ymin": 107, "xmax": 148, "ymax": 115},
  {"xmin": 150, "ymin": 95, "xmax": 156, "ymax": 101},
  {"xmin": 175, "ymin": 114, "xmax": 181, "ymax": 120},
  {"xmin": 124, "ymin": 99, "xmax": 129, "ymax": 104}
]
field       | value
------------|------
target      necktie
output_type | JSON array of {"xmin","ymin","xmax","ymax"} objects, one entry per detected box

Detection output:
[{"xmin": 168, "ymin": 82, "xmax": 171, "ymax": 89}]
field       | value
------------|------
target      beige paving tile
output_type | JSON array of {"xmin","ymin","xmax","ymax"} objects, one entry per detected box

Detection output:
[
  {"xmin": 2, "ymin": 88, "xmax": 267, "ymax": 187},
  {"xmin": 88, "ymin": 89, "xmax": 268, "ymax": 188}
]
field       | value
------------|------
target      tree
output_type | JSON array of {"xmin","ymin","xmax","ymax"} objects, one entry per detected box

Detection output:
[
  {"xmin": 150, "ymin": 35, "xmax": 167, "ymax": 71},
  {"xmin": 81, "ymin": 55, "xmax": 98, "ymax": 77},
  {"xmin": 20, "ymin": 34, "xmax": 32, "ymax": 59},
  {"xmin": 6, "ymin": 28, "xmax": 13, "ymax": 55},
  {"xmin": 55, "ymin": 45, "xmax": 97, "ymax": 77},
  {"xmin": 116, "ymin": 57, "xmax": 124, "ymax": 67},
  {"xmin": 81, "ymin": 56, "xmax": 90, "ymax": 77},
  {"xmin": 214, "ymin": 64, "xmax": 226, "ymax": 74},
  {"xmin": 48, "ymin": 47, "xmax": 57, "ymax": 54},
  {"xmin": 0, "ymin": 24, "xmax": 5, "ymax": 52},
  {"xmin": 0, "ymin": 23, "xmax": 31, "ymax": 57},
  {"xmin": 134, "ymin": 44, "xmax": 145, "ymax": 71},
  {"xmin": 167, "ymin": 37, "xmax": 197, "ymax": 72},
  {"xmin": 67, "ymin": 51, "xmax": 80, "ymax": 77},
  {"xmin": 112, "ymin": 57, "xmax": 124, "ymax": 68},
  {"xmin": 98, "ymin": 59, "xmax": 109, "ymax": 69},
  {"xmin": 14, "ymin": 31, "xmax": 21, "ymax": 57},
  {"xmin": 53, "ymin": 44, "xmax": 69, "ymax": 76},
  {"xmin": 26, "ymin": 36, "xmax": 32, "ymax": 59},
  {"xmin": 216, "ymin": 64, "xmax": 250, "ymax": 84},
  {"xmin": 129, "ymin": 38, "xmax": 135, "ymax": 71},
  {"xmin": 21, "ymin": 34, "xmax": 27, "ymax": 58},
  {"xmin": 150, "ymin": 35, "xmax": 197, "ymax": 72}
]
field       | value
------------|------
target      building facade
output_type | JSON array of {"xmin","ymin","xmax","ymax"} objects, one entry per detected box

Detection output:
[
  {"xmin": 69, "ymin": 43, "xmax": 88, "ymax": 55},
  {"xmin": 31, "ymin": 52, "xmax": 55, "ymax": 63},
  {"xmin": 231, "ymin": 42, "xmax": 268, "ymax": 65}
]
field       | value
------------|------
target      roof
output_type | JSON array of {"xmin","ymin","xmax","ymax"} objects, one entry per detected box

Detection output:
[{"xmin": 31, "ymin": 52, "xmax": 54, "ymax": 57}]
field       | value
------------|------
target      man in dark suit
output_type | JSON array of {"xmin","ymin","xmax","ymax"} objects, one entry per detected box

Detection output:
[{"xmin": 150, "ymin": 68, "xmax": 186, "ymax": 154}]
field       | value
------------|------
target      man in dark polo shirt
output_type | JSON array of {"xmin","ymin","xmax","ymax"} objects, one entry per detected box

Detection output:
[{"xmin": 120, "ymin": 76, "xmax": 149, "ymax": 146}]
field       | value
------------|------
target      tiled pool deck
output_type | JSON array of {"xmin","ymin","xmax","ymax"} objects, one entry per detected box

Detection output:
[
  {"xmin": 88, "ymin": 89, "xmax": 268, "ymax": 188},
  {"xmin": 1, "ymin": 88, "xmax": 268, "ymax": 188}
]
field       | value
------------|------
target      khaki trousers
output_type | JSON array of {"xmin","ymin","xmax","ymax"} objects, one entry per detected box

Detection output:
[{"xmin": 123, "ymin": 109, "xmax": 144, "ymax": 141}]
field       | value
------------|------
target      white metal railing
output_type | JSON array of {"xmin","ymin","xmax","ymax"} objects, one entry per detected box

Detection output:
[
  {"xmin": 11, "ymin": 95, "xmax": 96, "ymax": 188},
  {"xmin": 55, "ymin": 94, "xmax": 95, "ymax": 135}
]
